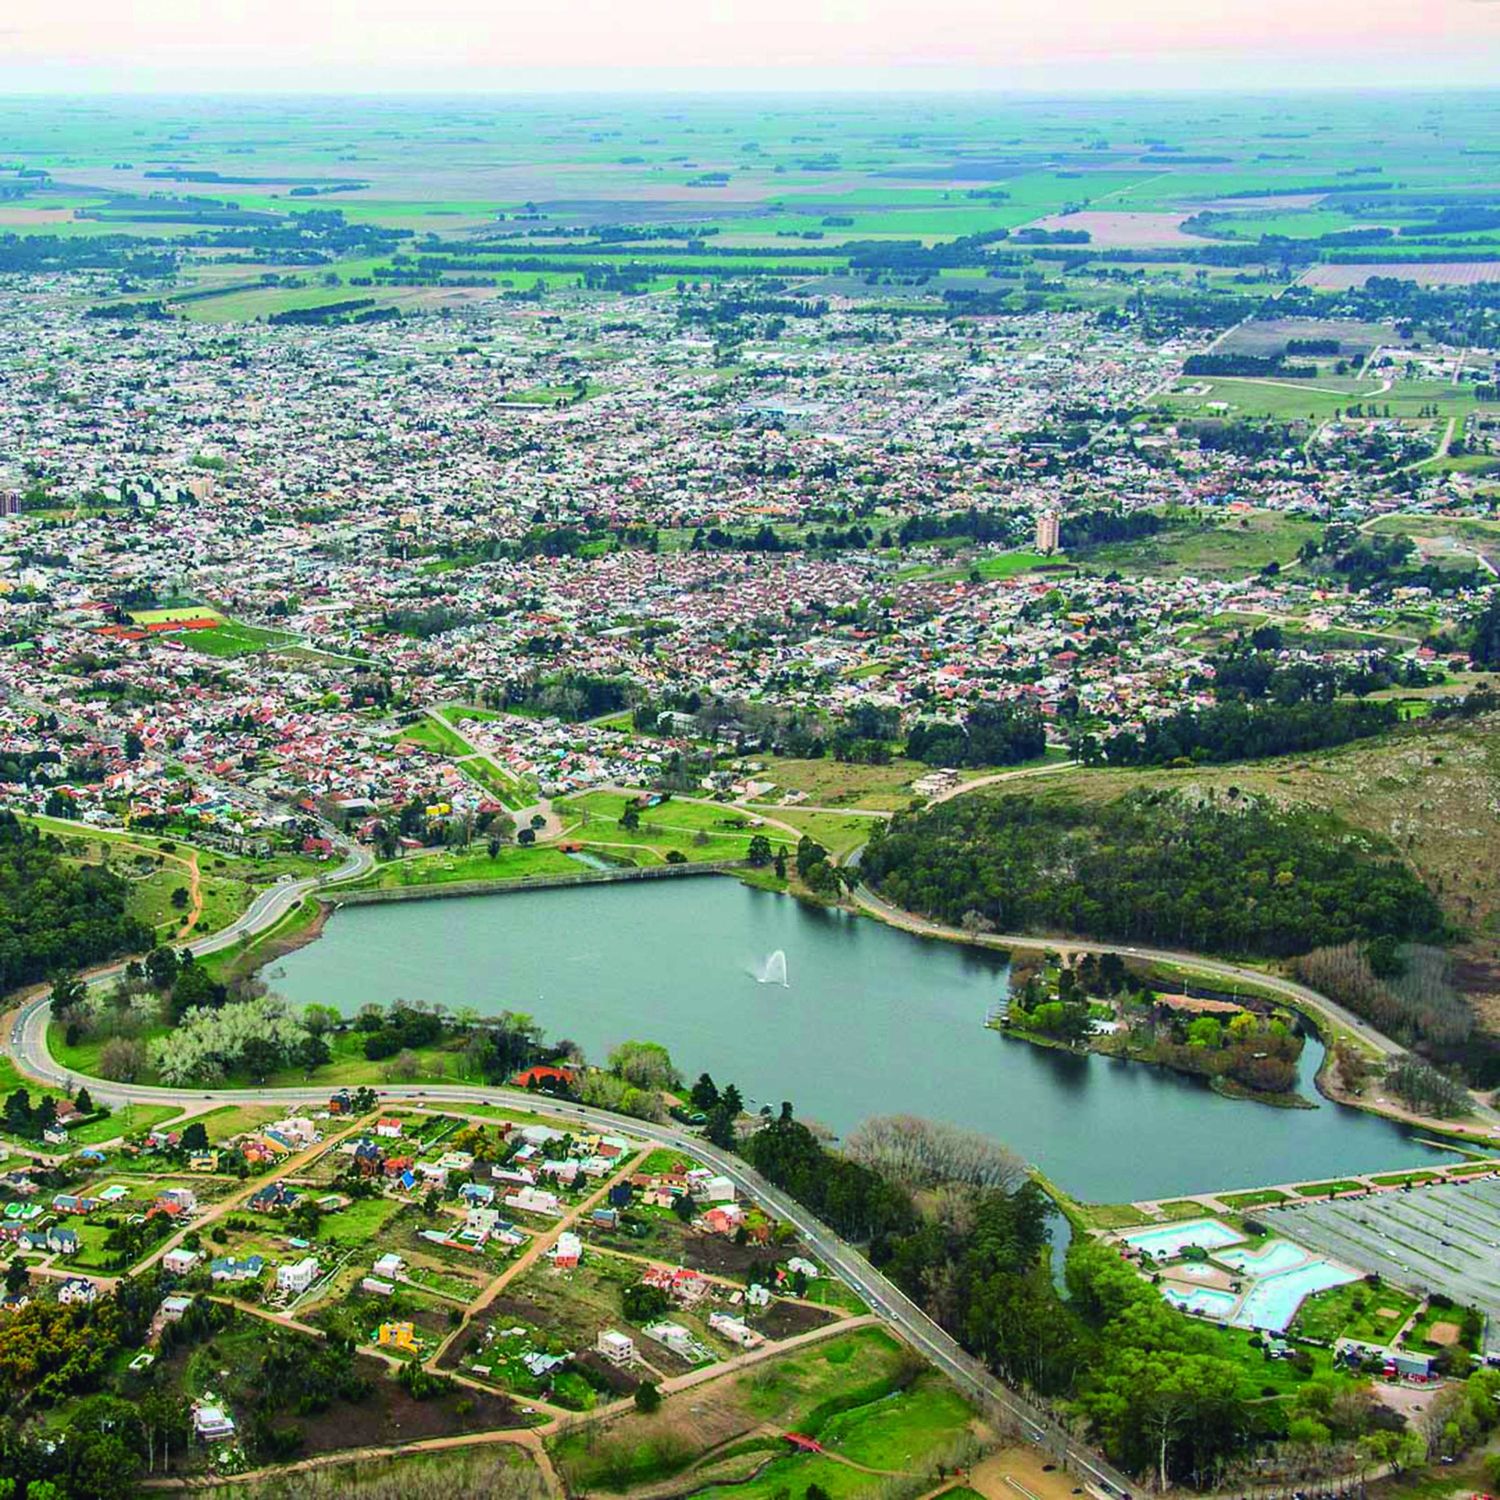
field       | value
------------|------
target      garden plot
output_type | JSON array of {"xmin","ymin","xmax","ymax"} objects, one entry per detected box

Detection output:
[{"xmin": 1262, "ymin": 1178, "xmax": 1500, "ymax": 1351}]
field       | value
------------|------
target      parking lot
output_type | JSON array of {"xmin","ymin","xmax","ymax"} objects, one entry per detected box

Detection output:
[{"xmin": 1262, "ymin": 1178, "xmax": 1500, "ymax": 1351}]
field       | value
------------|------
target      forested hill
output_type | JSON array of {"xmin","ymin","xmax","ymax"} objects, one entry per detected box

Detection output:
[
  {"xmin": 860, "ymin": 790, "xmax": 1445, "ymax": 960},
  {"xmin": 0, "ymin": 812, "xmax": 152, "ymax": 993}
]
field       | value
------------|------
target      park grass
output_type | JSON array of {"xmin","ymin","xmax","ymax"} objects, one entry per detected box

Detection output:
[
  {"xmin": 549, "ymin": 1326, "xmax": 919, "ymax": 1492},
  {"xmin": 65, "ymin": 1103, "xmax": 180, "ymax": 1144},
  {"xmin": 753, "ymin": 755, "xmax": 937, "ymax": 812},
  {"xmin": 1291, "ymin": 1280, "xmax": 1420, "ymax": 1347},
  {"xmin": 1293, "ymin": 1180, "xmax": 1366, "ymax": 1198},
  {"xmin": 1075, "ymin": 509, "xmax": 1323, "ymax": 580},
  {"xmin": 391, "ymin": 716, "xmax": 472, "ymax": 758},
  {"xmin": 190, "ymin": 1103, "xmax": 290, "ymax": 1142},
  {"xmin": 182, "ymin": 620, "xmax": 296, "ymax": 657},
  {"xmin": 1219, "ymin": 1189, "xmax": 1293, "ymax": 1211},
  {"xmin": 351, "ymin": 843, "xmax": 585, "ymax": 892},
  {"xmin": 758, "ymin": 808, "xmax": 880, "ymax": 861},
  {"xmin": 1368, "ymin": 1170, "xmax": 1445, "ymax": 1188}
]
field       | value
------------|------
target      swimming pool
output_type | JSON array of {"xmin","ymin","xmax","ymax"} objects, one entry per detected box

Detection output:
[
  {"xmin": 1122, "ymin": 1218, "xmax": 1243, "ymax": 1259},
  {"xmin": 1234, "ymin": 1260, "xmax": 1360, "ymax": 1332},
  {"xmin": 1164, "ymin": 1285, "xmax": 1238, "ymax": 1319},
  {"xmin": 1220, "ymin": 1239, "xmax": 1306, "ymax": 1277}
]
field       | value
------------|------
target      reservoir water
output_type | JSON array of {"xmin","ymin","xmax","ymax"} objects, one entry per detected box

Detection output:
[{"xmin": 273, "ymin": 878, "xmax": 1448, "ymax": 1202}]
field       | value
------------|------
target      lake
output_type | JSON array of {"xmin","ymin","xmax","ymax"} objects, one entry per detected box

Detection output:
[{"xmin": 272, "ymin": 878, "xmax": 1447, "ymax": 1202}]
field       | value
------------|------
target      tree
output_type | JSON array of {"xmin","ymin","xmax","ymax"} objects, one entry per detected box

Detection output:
[
  {"xmin": 747, "ymin": 834, "xmax": 773, "ymax": 867},
  {"xmin": 298, "ymin": 1033, "xmax": 332, "ymax": 1075},
  {"xmin": 73, "ymin": 1085, "xmax": 93, "ymax": 1117},
  {"xmin": 170, "ymin": 886, "xmax": 190, "ymax": 911},
  {"xmin": 99, "ymin": 1036, "xmax": 148, "ymax": 1083},
  {"xmin": 634, "ymin": 1380, "xmax": 662, "ymax": 1413},
  {"xmin": 689, "ymin": 1073, "xmax": 720, "ymax": 1112},
  {"xmin": 49, "ymin": 972, "xmax": 86, "ymax": 1016},
  {"xmin": 180, "ymin": 1120, "xmax": 209, "ymax": 1153},
  {"xmin": 3, "ymin": 1257, "xmax": 27, "ymax": 1297},
  {"xmin": 302, "ymin": 1003, "xmax": 340, "ymax": 1037}
]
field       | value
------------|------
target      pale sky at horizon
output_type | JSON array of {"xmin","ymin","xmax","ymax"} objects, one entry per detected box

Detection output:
[{"xmin": 0, "ymin": 0, "xmax": 1497, "ymax": 93}]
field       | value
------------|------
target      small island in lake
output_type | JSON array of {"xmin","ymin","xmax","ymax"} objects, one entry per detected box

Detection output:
[{"xmin": 995, "ymin": 951, "xmax": 1310, "ymax": 1107}]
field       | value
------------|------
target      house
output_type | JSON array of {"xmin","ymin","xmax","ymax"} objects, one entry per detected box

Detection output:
[
  {"xmin": 523, "ymin": 1350, "xmax": 570, "ymax": 1379},
  {"xmin": 505, "ymin": 1186, "xmax": 561, "ymax": 1217},
  {"xmin": 786, "ymin": 1257, "xmax": 820, "ymax": 1280},
  {"xmin": 45, "ymin": 1226, "xmax": 78, "ymax": 1257},
  {"xmin": 361, "ymin": 1276, "xmax": 395, "ymax": 1296},
  {"xmin": 210, "ymin": 1254, "xmax": 265, "ymax": 1283},
  {"xmin": 374, "ymin": 1117, "xmax": 403, "ymax": 1139},
  {"xmin": 328, "ymin": 1090, "xmax": 354, "ymax": 1115},
  {"xmin": 694, "ymin": 1174, "xmax": 736, "ymax": 1204},
  {"xmin": 709, "ymin": 1312, "xmax": 762, "ymax": 1350},
  {"xmin": 642, "ymin": 1321, "xmax": 706, "ymax": 1361},
  {"xmin": 465, "ymin": 1206, "xmax": 502, "ymax": 1240},
  {"xmin": 276, "ymin": 1256, "xmax": 320, "ymax": 1295},
  {"xmin": 377, "ymin": 1321, "xmax": 419, "ymax": 1353},
  {"xmin": 353, "ymin": 1141, "xmax": 387, "ymax": 1177},
  {"xmin": 596, "ymin": 1329, "xmax": 635, "ymax": 1366},
  {"xmin": 51, "ymin": 1193, "xmax": 98, "ymax": 1216},
  {"xmin": 162, "ymin": 1248, "xmax": 201, "ymax": 1274},
  {"xmin": 591, "ymin": 1207, "xmax": 620, "ymax": 1231},
  {"xmin": 642, "ymin": 1264, "xmax": 709, "ymax": 1305},
  {"xmin": 550, "ymin": 1232, "xmax": 582, "ymax": 1269},
  {"xmin": 57, "ymin": 1277, "xmax": 97, "ymax": 1306},
  {"xmin": 157, "ymin": 1186, "xmax": 198, "ymax": 1214},
  {"xmin": 188, "ymin": 1151, "xmax": 220, "ymax": 1172},
  {"xmin": 248, "ymin": 1181, "xmax": 297, "ymax": 1213},
  {"xmin": 701, "ymin": 1204, "xmax": 746, "ymax": 1237},
  {"xmin": 512, "ymin": 1064, "xmax": 574, "ymax": 1090},
  {"xmin": 192, "ymin": 1403, "xmax": 236, "ymax": 1441},
  {"xmin": 460, "ymin": 1181, "xmax": 496, "ymax": 1206},
  {"xmin": 159, "ymin": 1294, "xmax": 193, "ymax": 1322},
  {"xmin": 372, "ymin": 1252, "xmax": 403, "ymax": 1280}
]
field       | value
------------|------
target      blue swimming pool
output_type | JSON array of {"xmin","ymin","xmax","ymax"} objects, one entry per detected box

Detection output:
[
  {"xmin": 1164, "ymin": 1285, "xmax": 1238, "ymax": 1319},
  {"xmin": 1220, "ymin": 1239, "xmax": 1306, "ymax": 1277},
  {"xmin": 1235, "ymin": 1261, "xmax": 1359, "ymax": 1332},
  {"xmin": 1122, "ymin": 1218, "xmax": 1243, "ymax": 1259}
]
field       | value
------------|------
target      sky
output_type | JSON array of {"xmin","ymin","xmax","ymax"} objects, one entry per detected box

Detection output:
[{"xmin": 0, "ymin": 0, "xmax": 1497, "ymax": 93}]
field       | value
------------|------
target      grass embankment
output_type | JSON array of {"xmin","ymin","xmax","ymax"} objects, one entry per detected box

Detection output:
[{"xmin": 548, "ymin": 1326, "xmax": 977, "ymax": 1496}]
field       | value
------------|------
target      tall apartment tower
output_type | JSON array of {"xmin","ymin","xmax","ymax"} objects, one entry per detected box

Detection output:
[{"xmin": 1035, "ymin": 508, "xmax": 1060, "ymax": 553}]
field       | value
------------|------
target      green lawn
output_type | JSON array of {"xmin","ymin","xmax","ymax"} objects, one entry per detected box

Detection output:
[
  {"xmin": 182, "ymin": 620, "xmax": 297, "ymax": 657},
  {"xmin": 353, "ymin": 842, "xmax": 585, "ymax": 891},
  {"xmin": 1291, "ymin": 1280, "xmax": 1420, "ymax": 1346}
]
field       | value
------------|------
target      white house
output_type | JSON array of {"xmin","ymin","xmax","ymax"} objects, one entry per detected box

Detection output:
[
  {"xmin": 697, "ymin": 1175, "xmax": 736, "ymax": 1204},
  {"xmin": 643, "ymin": 1321, "xmax": 703, "ymax": 1360},
  {"xmin": 709, "ymin": 1311, "xmax": 762, "ymax": 1349},
  {"xmin": 465, "ymin": 1206, "xmax": 502, "ymax": 1239},
  {"xmin": 276, "ymin": 1256, "xmax": 319, "ymax": 1295},
  {"xmin": 372, "ymin": 1252, "xmax": 403, "ymax": 1280},
  {"xmin": 162, "ymin": 1248, "xmax": 201, "ymax": 1275},
  {"xmin": 57, "ymin": 1277, "xmax": 97, "ymax": 1306},
  {"xmin": 159, "ymin": 1294, "xmax": 193, "ymax": 1322},
  {"xmin": 596, "ymin": 1329, "xmax": 635, "ymax": 1366},
  {"xmin": 193, "ymin": 1403, "xmax": 236, "ymax": 1441},
  {"xmin": 505, "ymin": 1186, "xmax": 561, "ymax": 1217}
]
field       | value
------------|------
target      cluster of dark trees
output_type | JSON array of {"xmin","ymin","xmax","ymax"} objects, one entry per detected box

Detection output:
[
  {"xmin": 0, "ymin": 812, "xmax": 151, "ymax": 995},
  {"xmin": 1205, "ymin": 641, "xmax": 1435, "ymax": 705},
  {"xmin": 498, "ymin": 670, "xmax": 633, "ymax": 721},
  {"xmin": 861, "ymin": 790, "xmax": 1445, "ymax": 958},
  {"xmin": 266, "ymin": 298, "xmax": 398, "ymax": 327},
  {"xmin": 905, "ymin": 701, "xmax": 1047, "ymax": 768},
  {"xmin": 355, "ymin": 1002, "xmax": 447, "ymax": 1062},
  {"xmin": 1058, "ymin": 507, "xmax": 1167, "ymax": 551},
  {"xmin": 1182, "ymin": 353, "xmax": 1316, "ymax": 378},
  {"xmin": 1084, "ymin": 697, "xmax": 1400, "ymax": 768}
]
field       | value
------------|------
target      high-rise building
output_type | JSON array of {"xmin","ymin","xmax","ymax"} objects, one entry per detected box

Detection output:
[
  {"xmin": 1035, "ymin": 509, "xmax": 1060, "ymax": 553},
  {"xmin": 0, "ymin": 492, "xmax": 22, "ymax": 517}
]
